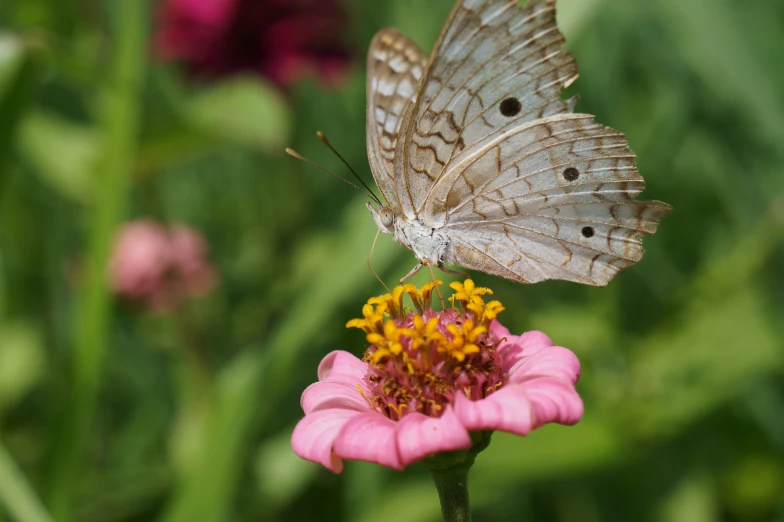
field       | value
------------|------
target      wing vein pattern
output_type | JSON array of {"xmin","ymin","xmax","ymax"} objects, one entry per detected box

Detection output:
[
  {"xmin": 364, "ymin": 0, "xmax": 672, "ymax": 287},
  {"xmin": 366, "ymin": 28, "xmax": 428, "ymax": 207}
]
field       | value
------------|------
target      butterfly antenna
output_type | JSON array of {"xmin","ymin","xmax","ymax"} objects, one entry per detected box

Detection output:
[
  {"xmin": 285, "ymin": 148, "xmax": 379, "ymax": 202},
  {"xmin": 317, "ymin": 131, "xmax": 383, "ymax": 206}
]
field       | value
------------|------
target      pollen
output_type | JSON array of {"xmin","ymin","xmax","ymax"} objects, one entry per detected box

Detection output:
[{"xmin": 347, "ymin": 279, "xmax": 507, "ymax": 420}]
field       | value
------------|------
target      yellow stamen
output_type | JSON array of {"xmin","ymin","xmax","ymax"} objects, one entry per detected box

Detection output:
[
  {"xmin": 387, "ymin": 402, "xmax": 407, "ymax": 418},
  {"xmin": 355, "ymin": 384, "xmax": 370, "ymax": 404},
  {"xmin": 419, "ymin": 280, "xmax": 442, "ymax": 310},
  {"xmin": 347, "ymin": 278, "xmax": 506, "ymax": 368},
  {"xmin": 378, "ymin": 286, "xmax": 405, "ymax": 319},
  {"xmin": 371, "ymin": 348, "xmax": 392, "ymax": 364},
  {"xmin": 401, "ymin": 283, "xmax": 421, "ymax": 312},
  {"xmin": 481, "ymin": 300, "xmax": 505, "ymax": 326},
  {"xmin": 401, "ymin": 280, "xmax": 443, "ymax": 313},
  {"xmin": 449, "ymin": 279, "xmax": 493, "ymax": 313}
]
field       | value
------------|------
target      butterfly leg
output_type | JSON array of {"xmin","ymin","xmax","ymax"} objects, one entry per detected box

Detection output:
[
  {"xmin": 437, "ymin": 264, "xmax": 470, "ymax": 280},
  {"xmin": 399, "ymin": 262, "xmax": 423, "ymax": 283}
]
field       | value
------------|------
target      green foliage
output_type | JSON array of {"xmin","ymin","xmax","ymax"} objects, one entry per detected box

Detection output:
[{"xmin": 0, "ymin": 0, "xmax": 783, "ymax": 521}]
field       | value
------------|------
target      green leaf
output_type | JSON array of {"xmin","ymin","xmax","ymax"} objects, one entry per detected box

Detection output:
[
  {"xmin": 0, "ymin": 36, "xmax": 24, "ymax": 97},
  {"xmin": 624, "ymin": 287, "xmax": 782, "ymax": 438},
  {"xmin": 557, "ymin": 0, "xmax": 609, "ymax": 40},
  {"xmin": 162, "ymin": 348, "xmax": 265, "ymax": 522},
  {"xmin": 183, "ymin": 77, "xmax": 291, "ymax": 151},
  {"xmin": 0, "ymin": 33, "xmax": 45, "ymax": 181},
  {"xmin": 656, "ymin": 471, "xmax": 718, "ymax": 522},
  {"xmin": 0, "ymin": 321, "xmax": 45, "ymax": 413},
  {"xmin": 17, "ymin": 110, "xmax": 97, "ymax": 204},
  {"xmin": 658, "ymin": 0, "xmax": 784, "ymax": 149},
  {"xmin": 472, "ymin": 418, "xmax": 625, "ymax": 486},
  {"xmin": 0, "ymin": 442, "xmax": 53, "ymax": 522},
  {"xmin": 254, "ymin": 429, "xmax": 319, "ymax": 514}
]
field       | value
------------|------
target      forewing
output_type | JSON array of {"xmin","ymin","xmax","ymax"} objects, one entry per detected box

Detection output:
[
  {"xmin": 441, "ymin": 113, "xmax": 672, "ymax": 286},
  {"xmin": 366, "ymin": 29, "xmax": 428, "ymax": 207},
  {"xmin": 399, "ymin": 0, "xmax": 577, "ymax": 218}
]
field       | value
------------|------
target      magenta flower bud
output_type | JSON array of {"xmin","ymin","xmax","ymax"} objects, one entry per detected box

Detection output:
[{"xmin": 154, "ymin": 0, "xmax": 351, "ymax": 88}]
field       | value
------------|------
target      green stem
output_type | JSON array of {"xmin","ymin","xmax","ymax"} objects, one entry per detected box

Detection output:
[
  {"xmin": 46, "ymin": 2, "xmax": 146, "ymax": 520},
  {"xmin": 0, "ymin": 441, "xmax": 53, "ymax": 522},
  {"xmin": 428, "ymin": 468, "xmax": 472, "ymax": 522}
]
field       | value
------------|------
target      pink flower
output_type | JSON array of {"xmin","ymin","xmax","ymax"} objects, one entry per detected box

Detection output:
[
  {"xmin": 168, "ymin": 224, "xmax": 218, "ymax": 298},
  {"xmin": 108, "ymin": 221, "xmax": 171, "ymax": 300},
  {"xmin": 108, "ymin": 220, "xmax": 218, "ymax": 312},
  {"xmin": 292, "ymin": 280, "xmax": 583, "ymax": 473},
  {"xmin": 154, "ymin": 0, "xmax": 350, "ymax": 88}
]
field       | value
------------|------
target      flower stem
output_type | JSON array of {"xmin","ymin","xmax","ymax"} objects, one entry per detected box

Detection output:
[
  {"xmin": 428, "ymin": 467, "xmax": 472, "ymax": 522},
  {"xmin": 422, "ymin": 431, "xmax": 491, "ymax": 522},
  {"xmin": 46, "ymin": 1, "xmax": 146, "ymax": 520}
]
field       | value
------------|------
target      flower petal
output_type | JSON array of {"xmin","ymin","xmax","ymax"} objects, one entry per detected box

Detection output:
[
  {"xmin": 453, "ymin": 387, "xmax": 534, "ymax": 436},
  {"xmin": 317, "ymin": 350, "xmax": 367, "ymax": 384},
  {"xmin": 489, "ymin": 320, "xmax": 512, "ymax": 348},
  {"xmin": 333, "ymin": 412, "xmax": 403, "ymax": 470},
  {"xmin": 508, "ymin": 346, "xmax": 581, "ymax": 385},
  {"xmin": 396, "ymin": 407, "xmax": 472, "ymax": 466},
  {"xmin": 522, "ymin": 376, "xmax": 584, "ymax": 427},
  {"xmin": 292, "ymin": 409, "xmax": 363, "ymax": 473},
  {"xmin": 515, "ymin": 331, "xmax": 555, "ymax": 358},
  {"xmin": 491, "ymin": 322, "xmax": 554, "ymax": 370},
  {"xmin": 301, "ymin": 381, "xmax": 370, "ymax": 414}
]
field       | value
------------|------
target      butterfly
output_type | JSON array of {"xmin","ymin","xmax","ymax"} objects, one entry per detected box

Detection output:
[{"xmin": 364, "ymin": 0, "xmax": 671, "ymax": 286}]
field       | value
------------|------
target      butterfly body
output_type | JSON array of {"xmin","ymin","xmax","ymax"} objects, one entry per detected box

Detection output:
[
  {"xmin": 363, "ymin": 0, "xmax": 671, "ymax": 286},
  {"xmin": 368, "ymin": 203, "xmax": 449, "ymax": 268}
]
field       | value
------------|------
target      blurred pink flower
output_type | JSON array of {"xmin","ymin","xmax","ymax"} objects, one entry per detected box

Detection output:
[
  {"xmin": 292, "ymin": 281, "xmax": 583, "ymax": 473},
  {"xmin": 154, "ymin": 0, "xmax": 350, "ymax": 87},
  {"xmin": 108, "ymin": 220, "xmax": 218, "ymax": 312}
]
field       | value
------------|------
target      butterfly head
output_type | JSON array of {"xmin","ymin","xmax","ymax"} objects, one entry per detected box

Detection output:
[{"xmin": 366, "ymin": 202, "xmax": 396, "ymax": 235}]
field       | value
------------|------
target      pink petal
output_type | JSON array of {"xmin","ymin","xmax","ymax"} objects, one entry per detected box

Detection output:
[
  {"xmin": 292, "ymin": 409, "xmax": 363, "ymax": 473},
  {"xmin": 333, "ymin": 412, "xmax": 403, "ymax": 470},
  {"xmin": 522, "ymin": 376, "xmax": 584, "ymax": 428},
  {"xmin": 491, "ymin": 322, "xmax": 554, "ymax": 370},
  {"xmin": 515, "ymin": 331, "xmax": 555, "ymax": 358},
  {"xmin": 317, "ymin": 351, "xmax": 367, "ymax": 385},
  {"xmin": 168, "ymin": 224, "xmax": 209, "ymax": 273},
  {"xmin": 301, "ymin": 381, "xmax": 371, "ymax": 414},
  {"xmin": 508, "ymin": 346, "xmax": 581, "ymax": 386},
  {"xmin": 453, "ymin": 387, "xmax": 534, "ymax": 436},
  {"xmin": 489, "ymin": 320, "xmax": 512, "ymax": 343},
  {"xmin": 396, "ymin": 408, "xmax": 472, "ymax": 466}
]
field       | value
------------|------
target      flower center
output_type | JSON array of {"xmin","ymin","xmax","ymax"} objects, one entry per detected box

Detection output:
[{"xmin": 347, "ymin": 280, "xmax": 506, "ymax": 421}]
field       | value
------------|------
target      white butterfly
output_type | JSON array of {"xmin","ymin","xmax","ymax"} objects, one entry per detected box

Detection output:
[{"xmin": 365, "ymin": 0, "xmax": 671, "ymax": 286}]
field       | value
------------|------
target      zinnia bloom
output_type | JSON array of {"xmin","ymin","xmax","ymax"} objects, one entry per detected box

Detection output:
[
  {"xmin": 108, "ymin": 220, "xmax": 218, "ymax": 312},
  {"xmin": 292, "ymin": 280, "xmax": 583, "ymax": 473},
  {"xmin": 154, "ymin": 0, "xmax": 350, "ymax": 87}
]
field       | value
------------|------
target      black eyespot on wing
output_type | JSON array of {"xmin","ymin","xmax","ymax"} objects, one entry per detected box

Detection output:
[
  {"xmin": 581, "ymin": 226, "xmax": 595, "ymax": 238},
  {"xmin": 499, "ymin": 97, "xmax": 522, "ymax": 117},
  {"xmin": 563, "ymin": 167, "xmax": 580, "ymax": 181}
]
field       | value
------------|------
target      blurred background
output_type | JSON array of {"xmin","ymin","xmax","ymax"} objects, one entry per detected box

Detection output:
[{"xmin": 0, "ymin": 0, "xmax": 783, "ymax": 521}]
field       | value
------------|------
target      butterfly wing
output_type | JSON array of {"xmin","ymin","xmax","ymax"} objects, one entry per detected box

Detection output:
[
  {"xmin": 397, "ymin": 0, "xmax": 577, "ymax": 218},
  {"xmin": 399, "ymin": 0, "xmax": 670, "ymax": 286},
  {"xmin": 366, "ymin": 29, "xmax": 428, "ymax": 207},
  {"xmin": 439, "ymin": 113, "xmax": 672, "ymax": 285}
]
